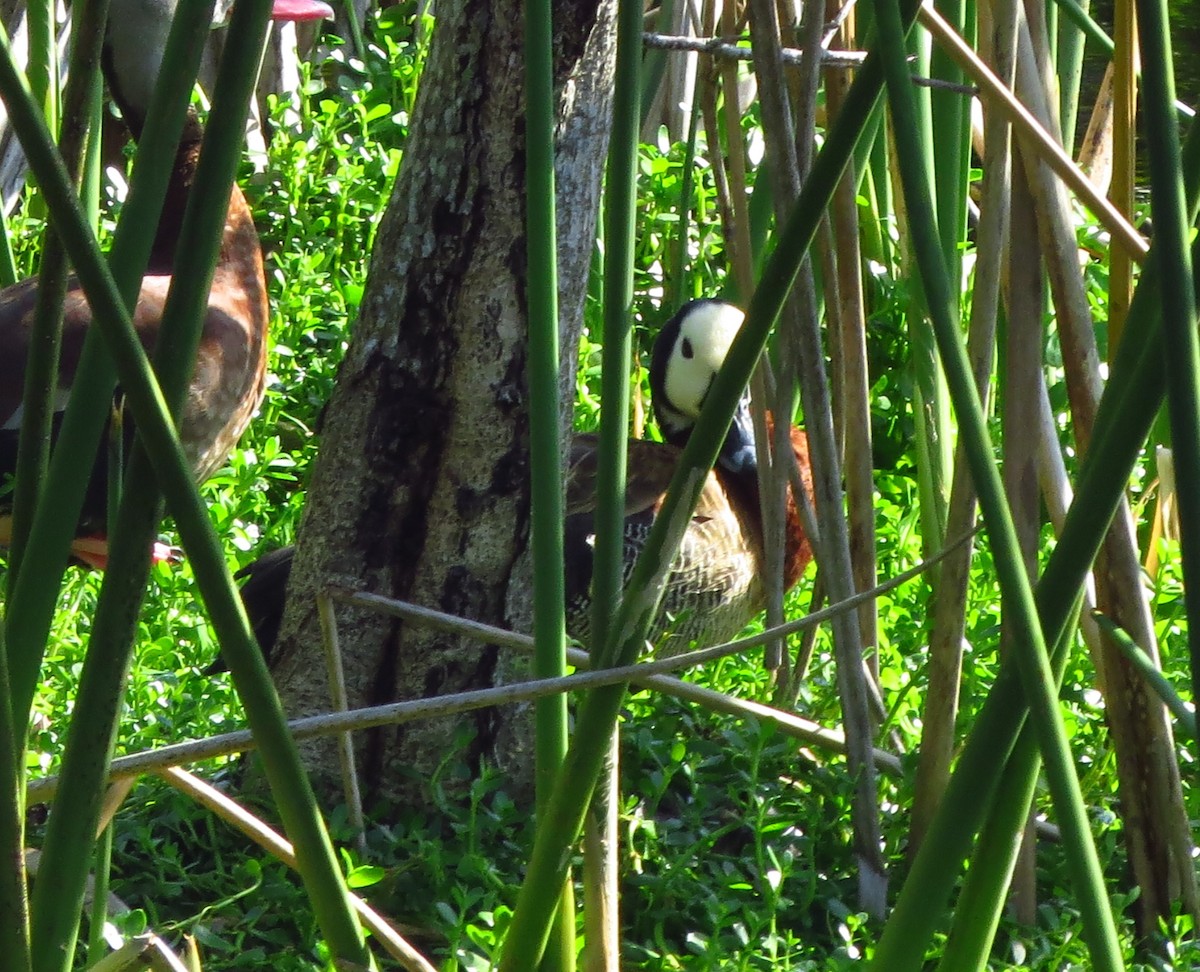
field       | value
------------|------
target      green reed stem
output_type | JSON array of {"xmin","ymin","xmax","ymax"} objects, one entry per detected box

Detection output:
[
  {"xmin": 1055, "ymin": 0, "xmax": 1089, "ymax": 148},
  {"xmin": 935, "ymin": 725, "xmax": 1042, "ymax": 972},
  {"xmin": 870, "ymin": 88, "xmax": 1200, "ymax": 972},
  {"xmin": 3, "ymin": 0, "xmax": 213, "ymax": 734},
  {"xmin": 497, "ymin": 0, "xmax": 921, "ymax": 961},
  {"xmin": 85, "ymin": 824, "xmax": 113, "ymax": 965},
  {"xmin": 82, "ymin": 70, "xmax": 104, "ymax": 228},
  {"xmin": 942, "ymin": 597, "xmax": 1083, "ymax": 969},
  {"xmin": 524, "ymin": 0, "xmax": 574, "ymax": 966},
  {"xmin": 1134, "ymin": 0, "xmax": 1200, "ymax": 784},
  {"xmin": 7, "ymin": 0, "xmax": 108, "ymax": 589},
  {"xmin": 589, "ymin": 0, "xmax": 641, "ymax": 671},
  {"xmin": 874, "ymin": 0, "xmax": 1123, "ymax": 965},
  {"xmin": 8, "ymin": 4, "xmax": 369, "ymax": 967},
  {"xmin": 0, "ymin": 626, "xmax": 27, "ymax": 969},
  {"xmin": 25, "ymin": 0, "xmax": 56, "ymax": 137}
]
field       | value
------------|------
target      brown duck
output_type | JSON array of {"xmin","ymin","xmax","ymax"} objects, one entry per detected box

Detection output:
[{"xmin": 0, "ymin": 0, "xmax": 333, "ymax": 569}]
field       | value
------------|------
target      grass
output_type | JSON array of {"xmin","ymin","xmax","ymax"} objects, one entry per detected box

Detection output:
[{"xmin": 12, "ymin": 7, "xmax": 1200, "ymax": 971}]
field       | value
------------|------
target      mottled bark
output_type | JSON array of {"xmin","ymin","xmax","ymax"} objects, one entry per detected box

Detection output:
[{"xmin": 269, "ymin": 0, "xmax": 614, "ymax": 806}]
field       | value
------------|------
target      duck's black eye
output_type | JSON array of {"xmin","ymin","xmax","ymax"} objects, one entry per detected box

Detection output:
[{"xmin": 681, "ymin": 337, "xmax": 694, "ymax": 359}]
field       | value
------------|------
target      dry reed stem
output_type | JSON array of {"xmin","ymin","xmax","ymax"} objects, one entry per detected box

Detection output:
[
  {"xmin": 910, "ymin": 0, "xmax": 1013, "ymax": 853},
  {"xmin": 158, "ymin": 766, "xmax": 437, "ymax": 972},
  {"xmin": 920, "ymin": 3, "xmax": 1148, "ymax": 264},
  {"xmin": 316, "ymin": 592, "xmax": 366, "ymax": 853}
]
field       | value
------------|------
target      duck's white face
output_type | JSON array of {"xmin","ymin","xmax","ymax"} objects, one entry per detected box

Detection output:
[
  {"xmin": 661, "ymin": 300, "xmax": 745, "ymax": 421},
  {"xmin": 656, "ymin": 300, "xmax": 758, "ymax": 474}
]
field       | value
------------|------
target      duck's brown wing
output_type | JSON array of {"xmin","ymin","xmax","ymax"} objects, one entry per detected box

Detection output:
[
  {"xmin": 0, "ymin": 274, "xmax": 171, "ymax": 430},
  {"xmin": 567, "ymin": 434, "xmax": 685, "ymax": 518},
  {"xmin": 0, "ymin": 275, "xmax": 169, "ymax": 535},
  {"xmin": 565, "ymin": 433, "xmax": 763, "ymax": 649},
  {"xmin": 0, "ymin": 266, "xmax": 263, "ymax": 478}
]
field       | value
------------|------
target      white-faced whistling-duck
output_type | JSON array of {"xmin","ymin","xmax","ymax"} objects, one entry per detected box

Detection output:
[
  {"xmin": 564, "ymin": 298, "xmax": 815, "ymax": 654},
  {"xmin": 227, "ymin": 299, "xmax": 815, "ymax": 667}
]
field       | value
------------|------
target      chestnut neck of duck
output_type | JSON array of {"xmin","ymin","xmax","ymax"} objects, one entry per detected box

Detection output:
[
  {"xmin": 138, "ymin": 111, "xmax": 199, "ymax": 272},
  {"xmin": 140, "ymin": 111, "xmax": 261, "ymax": 284},
  {"xmin": 116, "ymin": 106, "xmax": 270, "ymax": 362},
  {"xmin": 712, "ymin": 417, "xmax": 813, "ymax": 591}
]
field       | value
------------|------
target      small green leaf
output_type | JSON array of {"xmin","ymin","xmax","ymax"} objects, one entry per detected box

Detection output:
[{"xmin": 345, "ymin": 864, "xmax": 385, "ymax": 889}]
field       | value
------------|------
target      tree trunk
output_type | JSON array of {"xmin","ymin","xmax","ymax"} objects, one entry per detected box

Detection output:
[{"xmin": 268, "ymin": 0, "xmax": 614, "ymax": 807}]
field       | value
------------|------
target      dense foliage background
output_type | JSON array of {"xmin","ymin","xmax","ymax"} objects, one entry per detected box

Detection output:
[{"xmin": 9, "ymin": 0, "xmax": 1200, "ymax": 969}]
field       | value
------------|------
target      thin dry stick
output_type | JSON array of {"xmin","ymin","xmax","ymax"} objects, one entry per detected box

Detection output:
[
  {"xmin": 642, "ymin": 32, "xmax": 868, "ymax": 66},
  {"xmin": 316, "ymin": 591, "xmax": 367, "ymax": 853},
  {"xmin": 27, "ymin": 543, "xmax": 981, "ymax": 805},
  {"xmin": 23, "ymin": 649, "xmax": 898, "ymax": 803},
  {"xmin": 157, "ymin": 766, "xmax": 437, "ymax": 972},
  {"xmin": 919, "ymin": 3, "xmax": 1147, "ymax": 264},
  {"xmin": 824, "ymin": 0, "xmax": 878, "ymax": 689},
  {"xmin": 349, "ymin": 580, "xmax": 894, "ymax": 736},
  {"xmin": 747, "ymin": 0, "xmax": 798, "ymax": 673},
  {"xmin": 105, "ymin": 936, "xmax": 189, "ymax": 972}
]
